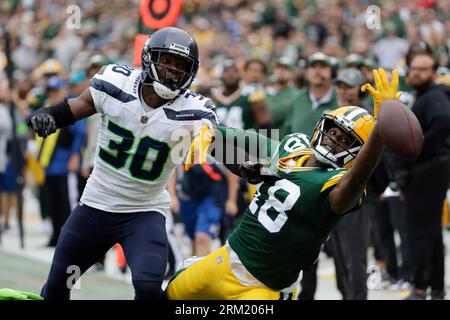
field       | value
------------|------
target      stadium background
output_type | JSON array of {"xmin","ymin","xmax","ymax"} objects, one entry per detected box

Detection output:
[{"xmin": 0, "ymin": 0, "xmax": 449, "ymax": 299}]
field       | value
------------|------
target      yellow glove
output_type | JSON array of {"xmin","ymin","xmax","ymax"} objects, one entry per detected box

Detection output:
[
  {"xmin": 361, "ymin": 68, "xmax": 402, "ymax": 119},
  {"xmin": 184, "ymin": 124, "xmax": 215, "ymax": 171}
]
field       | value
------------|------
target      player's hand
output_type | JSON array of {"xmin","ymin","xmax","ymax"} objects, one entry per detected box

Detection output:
[
  {"xmin": 27, "ymin": 113, "xmax": 57, "ymax": 138},
  {"xmin": 184, "ymin": 124, "xmax": 215, "ymax": 171},
  {"xmin": 240, "ymin": 161, "xmax": 264, "ymax": 184},
  {"xmin": 361, "ymin": 68, "xmax": 402, "ymax": 119}
]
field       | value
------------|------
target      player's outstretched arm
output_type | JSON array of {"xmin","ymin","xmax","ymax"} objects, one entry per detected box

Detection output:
[
  {"xmin": 329, "ymin": 68, "xmax": 399, "ymax": 215},
  {"xmin": 328, "ymin": 124, "xmax": 384, "ymax": 214},
  {"xmin": 184, "ymin": 125, "xmax": 279, "ymax": 170},
  {"xmin": 184, "ymin": 125, "xmax": 280, "ymax": 184},
  {"xmin": 214, "ymin": 126, "xmax": 279, "ymax": 163},
  {"xmin": 27, "ymin": 88, "xmax": 96, "ymax": 138}
]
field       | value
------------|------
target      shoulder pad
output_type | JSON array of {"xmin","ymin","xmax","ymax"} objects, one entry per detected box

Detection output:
[
  {"xmin": 281, "ymin": 133, "xmax": 312, "ymax": 153},
  {"xmin": 90, "ymin": 64, "xmax": 139, "ymax": 103},
  {"xmin": 94, "ymin": 64, "xmax": 136, "ymax": 87},
  {"xmin": 181, "ymin": 90, "xmax": 208, "ymax": 103},
  {"xmin": 180, "ymin": 91, "xmax": 218, "ymax": 111}
]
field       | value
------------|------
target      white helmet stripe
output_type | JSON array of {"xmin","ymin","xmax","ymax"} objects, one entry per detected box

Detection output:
[{"xmin": 345, "ymin": 108, "xmax": 367, "ymax": 121}]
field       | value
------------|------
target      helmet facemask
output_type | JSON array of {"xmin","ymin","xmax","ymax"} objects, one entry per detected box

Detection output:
[{"xmin": 141, "ymin": 42, "xmax": 199, "ymax": 100}]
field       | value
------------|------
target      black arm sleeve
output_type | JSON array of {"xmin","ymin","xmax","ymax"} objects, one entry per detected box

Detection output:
[
  {"xmin": 215, "ymin": 128, "xmax": 267, "ymax": 183},
  {"xmin": 223, "ymin": 163, "xmax": 244, "ymax": 178},
  {"xmin": 213, "ymin": 126, "xmax": 278, "ymax": 163},
  {"xmin": 29, "ymin": 98, "xmax": 75, "ymax": 128}
]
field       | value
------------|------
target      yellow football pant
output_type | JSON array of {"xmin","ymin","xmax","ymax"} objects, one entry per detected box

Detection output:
[{"xmin": 166, "ymin": 246, "xmax": 293, "ymax": 300}]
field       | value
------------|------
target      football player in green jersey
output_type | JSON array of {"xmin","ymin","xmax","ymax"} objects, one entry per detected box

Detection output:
[{"xmin": 167, "ymin": 68, "xmax": 399, "ymax": 300}]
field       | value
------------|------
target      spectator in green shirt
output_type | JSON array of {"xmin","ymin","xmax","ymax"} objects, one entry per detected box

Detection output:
[{"xmin": 285, "ymin": 52, "xmax": 338, "ymax": 137}]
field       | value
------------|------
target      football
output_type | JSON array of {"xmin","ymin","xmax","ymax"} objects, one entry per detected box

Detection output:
[{"xmin": 377, "ymin": 99, "xmax": 424, "ymax": 160}]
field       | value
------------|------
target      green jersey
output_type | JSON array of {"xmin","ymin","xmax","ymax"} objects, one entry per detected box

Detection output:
[{"xmin": 228, "ymin": 132, "xmax": 360, "ymax": 290}]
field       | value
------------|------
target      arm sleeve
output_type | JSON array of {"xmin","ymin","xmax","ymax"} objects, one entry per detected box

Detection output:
[
  {"xmin": 214, "ymin": 126, "xmax": 279, "ymax": 164},
  {"xmin": 222, "ymin": 162, "xmax": 244, "ymax": 178}
]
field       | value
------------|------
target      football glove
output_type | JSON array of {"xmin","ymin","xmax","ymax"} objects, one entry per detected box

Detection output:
[
  {"xmin": 361, "ymin": 68, "xmax": 402, "ymax": 119},
  {"xmin": 28, "ymin": 113, "xmax": 57, "ymax": 138},
  {"xmin": 184, "ymin": 124, "xmax": 215, "ymax": 171},
  {"xmin": 240, "ymin": 162, "xmax": 264, "ymax": 184}
]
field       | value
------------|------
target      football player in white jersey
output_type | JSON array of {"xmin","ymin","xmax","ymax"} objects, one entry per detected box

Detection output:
[{"xmin": 27, "ymin": 27, "xmax": 218, "ymax": 300}]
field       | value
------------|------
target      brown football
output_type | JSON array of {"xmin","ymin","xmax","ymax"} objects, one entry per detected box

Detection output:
[{"xmin": 377, "ymin": 99, "xmax": 423, "ymax": 160}]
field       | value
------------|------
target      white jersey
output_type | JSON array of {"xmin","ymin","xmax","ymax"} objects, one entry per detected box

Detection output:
[{"xmin": 81, "ymin": 64, "xmax": 218, "ymax": 216}]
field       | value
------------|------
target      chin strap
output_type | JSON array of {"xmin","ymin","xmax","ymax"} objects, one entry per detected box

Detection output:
[
  {"xmin": 152, "ymin": 81, "xmax": 180, "ymax": 99},
  {"xmin": 149, "ymin": 63, "xmax": 180, "ymax": 99}
]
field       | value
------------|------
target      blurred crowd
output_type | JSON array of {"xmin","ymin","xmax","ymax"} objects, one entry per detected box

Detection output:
[{"xmin": 0, "ymin": 0, "xmax": 450, "ymax": 300}]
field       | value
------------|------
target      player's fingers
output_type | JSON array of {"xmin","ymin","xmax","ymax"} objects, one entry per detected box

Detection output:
[
  {"xmin": 391, "ymin": 69, "xmax": 399, "ymax": 91},
  {"xmin": 361, "ymin": 83, "xmax": 376, "ymax": 95},
  {"xmin": 36, "ymin": 115, "xmax": 44, "ymax": 132},
  {"xmin": 186, "ymin": 147, "xmax": 193, "ymax": 161},
  {"xmin": 30, "ymin": 117, "xmax": 38, "ymax": 131},
  {"xmin": 43, "ymin": 117, "xmax": 51, "ymax": 134},
  {"xmin": 183, "ymin": 154, "xmax": 194, "ymax": 170},
  {"xmin": 45, "ymin": 120, "xmax": 56, "ymax": 136},
  {"xmin": 373, "ymin": 69, "xmax": 382, "ymax": 91},
  {"xmin": 184, "ymin": 147, "xmax": 195, "ymax": 169},
  {"xmin": 378, "ymin": 68, "xmax": 390, "ymax": 90}
]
